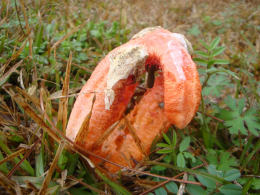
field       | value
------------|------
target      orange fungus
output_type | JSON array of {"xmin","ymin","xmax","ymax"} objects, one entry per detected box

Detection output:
[{"xmin": 66, "ymin": 27, "xmax": 201, "ymax": 173}]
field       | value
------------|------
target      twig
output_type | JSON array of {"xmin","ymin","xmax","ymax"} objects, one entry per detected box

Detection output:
[
  {"xmin": 15, "ymin": 87, "xmax": 42, "ymax": 111},
  {"xmin": 71, "ymin": 62, "xmax": 93, "ymax": 73},
  {"xmin": 1, "ymin": 40, "xmax": 27, "ymax": 73},
  {"xmin": 19, "ymin": 0, "xmax": 33, "ymax": 57},
  {"xmin": 124, "ymin": 116, "xmax": 147, "ymax": 156},
  {"xmin": 146, "ymin": 161, "xmax": 227, "ymax": 183},
  {"xmin": 177, "ymin": 173, "xmax": 187, "ymax": 195},
  {"xmin": 198, "ymin": 111, "xmax": 224, "ymax": 123},
  {"xmin": 243, "ymin": 175, "xmax": 260, "ymax": 178},
  {"xmin": 57, "ymin": 51, "xmax": 72, "ymax": 132},
  {"xmin": 72, "ymin": 135, "xmax": 202, "ymax": 186},
  {"xmin": 67, "ymin": 176, "xmax": 106, "ymax": 195},
  {"xmin": 0, "ymin": 60, "xmax": 23, "ymax": 86},
  {"xmin": 76, "ymin": 142, "xmax": 203, "ymax": 186},
  {"xmin": 0, "ymin": 148, "xmax": 27, "ymax": 166},
  {"xmin": 11, "ymin": 90, "xmax": 204, "ymax": 186},
  {"xmin": 92, "ymin": 120, "xmax": 119, "ymax": 150},
  {"xmin": 59, "ymin": 57, "xmax": 93, "ymax": 73},
  {"xmin": 140, "ymin": 164, "xmax": 204, "ymax": 195},
  {"xmin": 50, "ymin": 21, "xmax": 88, "ymax": 52},
  {"xmin": 0, "ymin": 172, "xmax": 22, "ymax": 195},
  {"xmin": 38, "ymin": 141, "xmax": 65, "ymax": 195},
  {"xmin": 14, "ymin": 0, "xmax": 25, "ymax": 36},
  {"xmin": 7, "ymin": 137, "xmax": 41, "ymax": 178},
  {"xmin": 11, "ymin": 93, "xmax": 60, "ymax": 142},
  {"xmin": 75, "ymin": 94, "xmax": 96, "ymax": 144},
  {"xmin": 0, "ymin": 17, "xmax": 7, "ymax": 27}
]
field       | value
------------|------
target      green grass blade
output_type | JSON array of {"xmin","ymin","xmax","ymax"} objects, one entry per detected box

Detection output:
[
  {"xmin": 95, "ymin": 169, "xmax": 131, "ymax": 195},
  {"xmin": 0, "ymin": 139, "xmax": 34, "ymax": 176},
  {"xmin": 146, "ymin": 161, "xmax": 229, "ymax": 184}
]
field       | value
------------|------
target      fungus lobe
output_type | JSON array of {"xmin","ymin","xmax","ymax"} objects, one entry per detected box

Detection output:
[{"xmin": 66, "ymin": 26, "xmax": 201, "ymax": 172}]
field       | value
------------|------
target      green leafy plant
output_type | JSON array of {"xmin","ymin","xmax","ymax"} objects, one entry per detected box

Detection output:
[
  {"xmin": 194, "ymin": 37, "xmax": 239, "ymax": 148},
  {"xmin": 206, "ymin": 150, "xmax": 238, "ymax": 172},
  {"xmin": 1, "ymin": 1, "xmax": 259, "ymax": 194},
  {"xmin": 218, "ymin": 96, "xmax": 259, "ymax": 136},
  {"xmin": 156, "ymin": 130, "xmax": 195, "ymax": 168}
]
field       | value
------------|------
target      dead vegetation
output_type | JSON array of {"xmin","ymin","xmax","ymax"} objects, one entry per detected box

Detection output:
[{"xmin": 0, "ymin": 0, "xmax": 259, "ymax": 194}]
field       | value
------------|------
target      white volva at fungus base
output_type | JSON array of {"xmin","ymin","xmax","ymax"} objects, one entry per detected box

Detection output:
[{"xmin": 105, "ymin": 45, "xmax": 148, "ymax": 110}]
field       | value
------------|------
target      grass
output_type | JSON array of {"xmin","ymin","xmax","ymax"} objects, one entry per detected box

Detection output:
[{"xmin": 0, "ymin": 0, "xmax": 259, "ymax": 194}]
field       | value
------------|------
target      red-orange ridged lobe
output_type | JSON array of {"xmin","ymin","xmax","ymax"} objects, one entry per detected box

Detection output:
[
  {"xmin": 66, "ymin": 27, "xmax": 201, "ymax": 173},
  {"xmin": 89, "ymin": 75, "xmax": 170, "ymax": 172}
]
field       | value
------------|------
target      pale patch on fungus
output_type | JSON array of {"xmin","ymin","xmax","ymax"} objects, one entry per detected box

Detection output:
[
  {"xmin": 171, "ymin": 33, "xmax": 193, "ymax": 54},
  {"xmin": 131, "ymin": 26, "xmax": 162, "ymax": 40},
  {"xmin": 105, "ymin": 45, "xmax": 148, "ymax": 110},
  {"xmin": 132, "ymin": 26, "xmax": 193, "ymax": 54}
]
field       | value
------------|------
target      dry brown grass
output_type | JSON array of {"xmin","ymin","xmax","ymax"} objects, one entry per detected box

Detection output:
[
  {"xmin": 0, "ymin": 0, "xmax": 259, "ymax": 194},
  {"xmin": 69, "ymin": 0, "xmax": 260, "ymax": 71}
]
